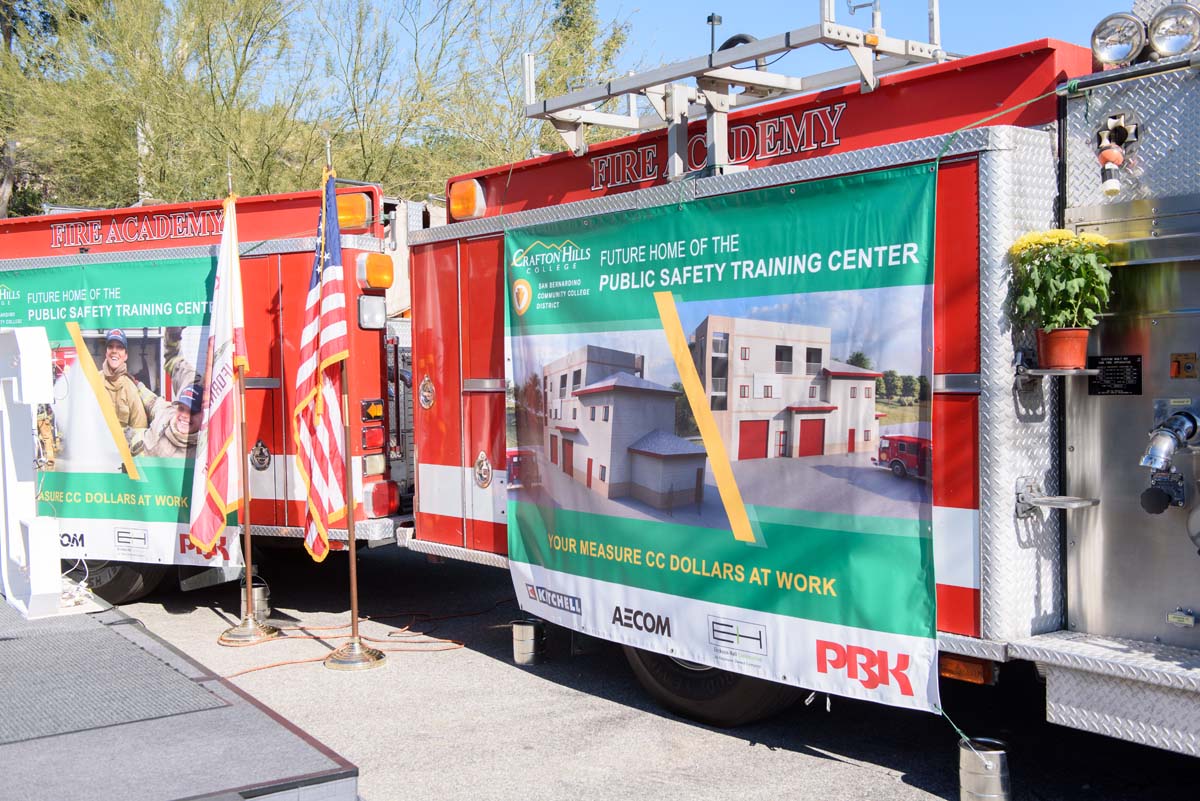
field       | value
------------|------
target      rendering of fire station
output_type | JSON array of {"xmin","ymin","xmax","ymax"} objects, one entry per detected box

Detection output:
[{"xmin": 540, "ymin": 315, "xmax": 885, "ymax": 510}]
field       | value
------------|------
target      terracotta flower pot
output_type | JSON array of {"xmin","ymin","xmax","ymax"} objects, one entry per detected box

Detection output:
[{"xmin": 1036, "ymin": 328, "xmax": 1090, "ymax": 370}]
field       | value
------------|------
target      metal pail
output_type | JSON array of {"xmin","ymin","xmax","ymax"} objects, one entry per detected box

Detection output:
[
  {"xmin": 959, "ymin": 737, "xmax": 1009, "ymax": 801},
  {"xmin": 512, "ymin": 619, "xmax": 546, "ymax": 666},
  {"xmin": 240, "ymin": 576, "xmax": 271, "ymax": 624}
]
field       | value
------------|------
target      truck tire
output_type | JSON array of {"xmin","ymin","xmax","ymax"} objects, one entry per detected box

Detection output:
[
  {"xmin": 623, "ymin": 646, "xmax": 802, "ymax": 727},
  {"xmin": 63, "ymin": 560, "xmax": 170, "ymax": 605},
  {"xmin": 890, "ymin": 460, "xmax": 907, "ymax": 478}
]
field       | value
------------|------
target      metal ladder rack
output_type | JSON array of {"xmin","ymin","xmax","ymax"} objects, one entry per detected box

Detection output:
[{"xmin": 522, "ymin": 1, "xmax": 950, "ymax": 178}]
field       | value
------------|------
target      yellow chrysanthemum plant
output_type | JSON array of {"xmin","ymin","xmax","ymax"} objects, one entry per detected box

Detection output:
[{"xmin": 1008, "ymin": 229, "xmax": 1112, "ymax": 369}]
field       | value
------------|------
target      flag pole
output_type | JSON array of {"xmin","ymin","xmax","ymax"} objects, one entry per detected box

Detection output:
[
  {"xmin": 220, "ymin": 190, "xmax": 280, "ymax": 645},
  {"xmin": 323, "ymin": 144, "xmax": 385, "ymax": 670},
  {"xmin": 323, "ymin": 359, "xmax": 384, "ymax": 670}
]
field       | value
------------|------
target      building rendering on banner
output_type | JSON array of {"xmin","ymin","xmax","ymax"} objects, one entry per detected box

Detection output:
[
  {"xmin": 690, "ymin": 315, "xmax": 882, "ymax": 460},
  {"xmin": 542, "ymin": 346, "xmax": 707, "ymax": 510}
]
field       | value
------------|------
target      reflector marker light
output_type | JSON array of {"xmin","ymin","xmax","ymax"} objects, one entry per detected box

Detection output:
[
  {"xmin": 362, "ymin": 426, "xmax": 386, "ymax": 450},
  {"xmin": 361, "ymin": 399, "xmax": 385, "ymax": 421}
]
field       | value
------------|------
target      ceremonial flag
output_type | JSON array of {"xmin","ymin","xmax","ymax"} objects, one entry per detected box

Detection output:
[
  {"xmin": 293, "ymin": 169, "xmax": 349, "ymax": 562},
  {"xmin": 189, "ymin": 193, "xmax": 249, "ymax": 554}
]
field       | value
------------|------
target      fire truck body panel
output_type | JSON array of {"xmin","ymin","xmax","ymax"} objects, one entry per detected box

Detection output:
[
  {"xmin": 4, "ymin": 188, "xmax": 402, "ymax": 567},
  {"xmin": 409, "ymin": 124, "xmax": 1067, "ymax": 652},
  {"xmin": 447, "ymin": 41, "xmax": 1090, "ymax": 219},
  {"xmin": 411, "ymin": 44, "xmax": 1088, "ymax": 647}
]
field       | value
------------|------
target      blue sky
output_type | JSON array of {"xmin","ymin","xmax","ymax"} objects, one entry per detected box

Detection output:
[{"xmin": 599, "ymin": 1, "xmax": 1102, "ymax": 72}]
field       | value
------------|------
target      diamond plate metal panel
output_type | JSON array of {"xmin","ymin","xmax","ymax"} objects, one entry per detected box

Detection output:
[
  {"xmin": 977, "ymin": 137, "xmax": 1064, "ymax": 642},
  {"xmin": 937, "ymin": 632, "xmax": 1008, "ymax": 662},
  {"xmin": 1132, "ymin": 0, "xmax": 1190, "ymax": 20},
  {"xmin": 1065, "ymin": 64, "xmax": 1200, "ymax": 209},
  {"xmin": 1011, "ymin": 630, "xmax": 1200, "ymax": 693},
  {"xmin": 401, "ymin": 536, "xmax": 509, "ymax": 569},
  {"xmin": 250, "ymin": 518, "xmax": 395, "ymax": 542},
  {"xmin": 409, "ymin": 127, "xmax": 1026, "ymax": 246},
  {"xmin": 0, "ymin": 235, "xmax": 383, "ymax": 272},
  {"xmin": 1045, "ymin": 668, "xmax": 1200, "ymax": 757}
]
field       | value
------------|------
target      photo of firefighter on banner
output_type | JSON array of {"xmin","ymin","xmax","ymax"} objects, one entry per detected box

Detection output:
[
  {"xmin": 504, "ymin": 164, "xmax": 939, "ymax": 712},
  {"xmin": 17, "ymin": 246, "xmax": 244, "ymax": 570}
]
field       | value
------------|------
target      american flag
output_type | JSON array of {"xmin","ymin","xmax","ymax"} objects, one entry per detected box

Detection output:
[{"xmin": 292, "ymin": 169, "xmax": 349, "ymax": 562}]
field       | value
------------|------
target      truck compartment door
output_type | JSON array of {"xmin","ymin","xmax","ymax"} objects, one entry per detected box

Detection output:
[{"xmin": 459, "ymin": 237, "xmax": 507, "ymax": 554}]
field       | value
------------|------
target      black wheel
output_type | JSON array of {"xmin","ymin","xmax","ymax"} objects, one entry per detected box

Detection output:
[
  {"xmin": 890, "ymin": 460, "xmax": 907, "ymax": 478},
  {"xmin": 62, "ymin": 560, "xmax": 171, "ymax": 605},
  {"xmin": 623, "ymin": 646, "xmax": 802, "ymax": 727}
]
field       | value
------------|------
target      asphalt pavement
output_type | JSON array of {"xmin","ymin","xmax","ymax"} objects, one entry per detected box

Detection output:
[{"xmin": 126, "ymin": 545, "xmax": 1200, "ymax": 801}]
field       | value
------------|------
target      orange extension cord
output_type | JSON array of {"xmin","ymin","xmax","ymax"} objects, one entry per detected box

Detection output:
[{"xmin": 221, "ymin": 597, "xmax": 515, "ymax": 678}]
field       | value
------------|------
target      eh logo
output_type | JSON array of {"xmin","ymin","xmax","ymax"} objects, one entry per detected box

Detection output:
[
  {"xmin": 179, "ymin": 534, "xmax": 230, "ymax": 561},
  {"xmin": 816, "ymin": 639, "xmax": 913, "ymax": 697}
]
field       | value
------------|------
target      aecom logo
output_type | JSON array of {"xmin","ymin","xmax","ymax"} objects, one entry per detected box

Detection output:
[{"xmin": 612, "ymin": 606, "xmax": 672, "ymax": 637}]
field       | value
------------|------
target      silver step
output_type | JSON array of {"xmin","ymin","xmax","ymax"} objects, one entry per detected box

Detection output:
[{"xmin": 1009, "ymin": 631, "xmax": 1200, "ymax": 757}]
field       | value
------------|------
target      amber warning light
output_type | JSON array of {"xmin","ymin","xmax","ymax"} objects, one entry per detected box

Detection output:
[
  {"xmin": 356, "ymin": 253, "xmax": 394, "ymax": 290},
  {"xmin": 336, "ymin": 192, "xmax": 373, "ymax": 232},
  {"xmin": 449, "ymin": 178, "xmax": 486, "ymax": 221}
]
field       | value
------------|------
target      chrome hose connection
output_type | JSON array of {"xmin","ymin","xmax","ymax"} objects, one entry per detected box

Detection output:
[{"xmin": 1140, "ymin": 412, "xmax": 1199, "ymax": 472}]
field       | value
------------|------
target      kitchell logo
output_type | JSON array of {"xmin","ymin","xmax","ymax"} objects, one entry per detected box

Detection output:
[{"xmin": 526, "ymin": 584, "xmax": 583, "ymax": 615}]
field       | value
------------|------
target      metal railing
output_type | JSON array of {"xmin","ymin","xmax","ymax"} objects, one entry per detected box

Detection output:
[
  {"xmin": 711, "ymin": 378, "xmax": 727, "ymax": 393},
  {"xmin": 776, "ymin": 361, "xmax": 793, "ymax": 374}
]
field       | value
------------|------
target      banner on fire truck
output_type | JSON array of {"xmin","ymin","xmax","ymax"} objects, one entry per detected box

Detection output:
[
  {"xmin": 505, "ymin": 164, "xmax": 939, "ymax": 711},
  {"xmin": 7, "ymin": 255, "xmax": 242, "ymax": 567}
]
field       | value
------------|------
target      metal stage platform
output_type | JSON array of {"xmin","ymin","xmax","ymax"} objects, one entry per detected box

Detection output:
[{"xmin": 0, "ymin": 598, "xmax": 358, "ymax": 801}]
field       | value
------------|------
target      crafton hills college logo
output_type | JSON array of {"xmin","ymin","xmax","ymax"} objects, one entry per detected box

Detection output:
[{"xmin": 511, "ymin": 278, "xmax": 533, "ymax": 316}]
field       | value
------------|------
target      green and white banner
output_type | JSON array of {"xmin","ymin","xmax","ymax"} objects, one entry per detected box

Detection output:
[
  {"xmin": 3, "ymin": 256, "xmax": 241, "ymax": 567},
  {"xmin": 504, "ymin": 165, "xmax": 939, "ymax": 711}
]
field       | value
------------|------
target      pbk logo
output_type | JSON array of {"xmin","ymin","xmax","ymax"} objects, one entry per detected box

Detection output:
[
  {"xmin": 816, "ymin": 640, "xmax": 913, "ymax": 697},
  {"xmin": 526, "ymin": 583, "xmax": 582, "ymax": 615},
  {"xmin": 60, "ymin": 532, "xmax": 85, "ymax": 548},
  {"xmin": 179, "ymin": 534, "xmax": 230, "ymax": 561}
]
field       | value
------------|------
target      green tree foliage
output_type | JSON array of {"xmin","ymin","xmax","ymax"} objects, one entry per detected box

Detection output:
[
  {"xmin": 534, "ymin": 0, "xmax": 627, "ymax": 153},
  {"xmin": 901, "ymin": 374, "xmax": 917, "ymax": 398},
  {"xmin": 0, "ymin": 0, "xmax": 630, "ymax": 215},
  {"xmin": 672, "ymin": 381, "xmax": 698, "ymax": 437},
  {"xmin": 847, "ymin": 351, "xmax": 872, "ymax": 370},
  {"xmin": 917, "ymin": 374, "xmax": 930, "ymax": 401},
  {"xmin": 1, "ymin": 0, "xmax": 66, "ymax": 215},
  {"xmin": 882, "ymin": 369, "xmax": 899, "ymax": 399}
]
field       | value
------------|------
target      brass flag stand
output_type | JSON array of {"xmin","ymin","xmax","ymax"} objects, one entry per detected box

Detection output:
[
  {"xmin": 219, "ymin": 362, "xmax": 281, "ymax": 645},
  {"xmin": 323, "ymin": 357, "xmax": 385, "ymax": 670}
]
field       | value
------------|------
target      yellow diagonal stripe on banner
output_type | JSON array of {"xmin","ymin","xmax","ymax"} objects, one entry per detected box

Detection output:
[
  {"xmin": 653, "ymin": 291, "xmax": 757, "ymax": 544},
  {"xmin": 66, "ymin": 322, "xmax": 140, "ymax": 481}
]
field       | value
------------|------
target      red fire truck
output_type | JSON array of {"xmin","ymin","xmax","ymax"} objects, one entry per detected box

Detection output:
[
  {"xmin": 9, "ymin": 1, "xmax": 1200, "ymax": 757},
  {"xmin": 874, "ymin": 435, "xmax": 931, "ymax": 480}
]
